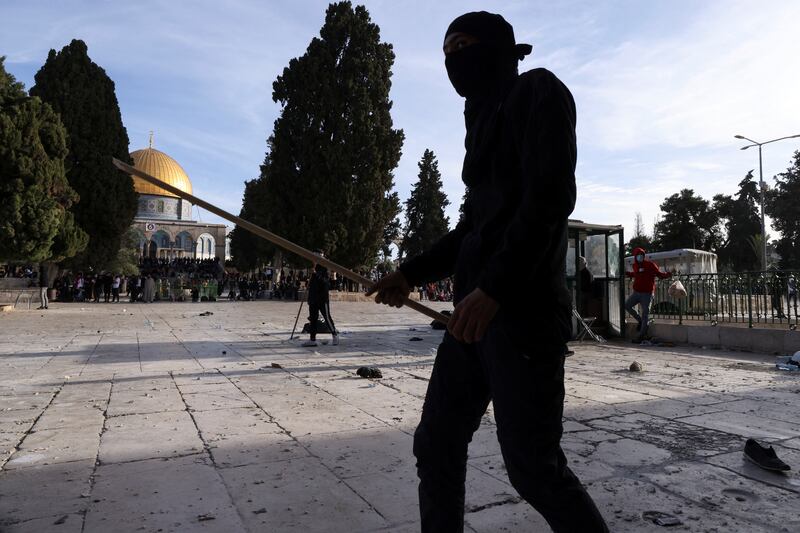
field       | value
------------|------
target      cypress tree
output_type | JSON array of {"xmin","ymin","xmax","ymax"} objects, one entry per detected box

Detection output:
[
  {"xmin": 713, "ymin": 171, "xmax": 761, "ymax": 271},
  {"xmin": 230, "ymin": 172, "xmax": 273, "ymax": 271},
  {"xmin": 401, "ymin": 149, "xmax": 450, "ymax": 260},
  {"xmin": 30, "ymin": 39, "xmax": 137, "ymax": 270},
  {"xmin": 252, "ymin": 1, "xmax": 403, "ymax": 268},
  {"xmin": 767, "ymin": 151, "xmax": 800, "ymax": 269},
  {"xmin": 0, "ymin": 57, "xmax": 87, "ymax": 263}
]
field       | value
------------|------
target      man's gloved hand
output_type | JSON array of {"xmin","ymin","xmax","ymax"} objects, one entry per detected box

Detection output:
[
  {"xmin": 366, "ymin": 271, "xmax": 412, "ymax": 308},
  {"xmin": 448, "ymin": 287, "xmax": 498, "ymax": 344}
]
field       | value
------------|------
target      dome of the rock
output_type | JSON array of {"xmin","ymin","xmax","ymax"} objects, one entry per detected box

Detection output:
[{"xmin": 129, "ymin": 147, "xmax": 193, "ymax": 198}]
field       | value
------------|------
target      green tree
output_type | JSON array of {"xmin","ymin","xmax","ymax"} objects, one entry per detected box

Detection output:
[
  {"xmin": 652, "ymin": 189, "xmax": 721, "ymax": 252},
  {"xmin": 230, "ymin": 174, "xmax": 273, "ymax": 271},
  {"xmin": 381, "ymin": 216, "xmax": 401, "ymax": 259},
  {"xmin": 251, "ymin": 1, "xmax": 403, "ymax": 269},
  {"xmin": 30, "ymin": 39, "xmax": 137, "ymax": 270},
  {"xmin": 712, "ymin": 170, "xmax": 761, "ymax": 271},
  {"xmin": 401, "ymin": 149, "xmax": 450, "ymax": 260},
  {"xmin": 766, "ymin": 150, "xmax": 800, "ymax": 269},
  {"xmin": 105, "ymin": 228, "xmax": 141, "ymax": 276},
  {"xmin": 0, "ymin": 57, "xmax": 87, "ymax": 264},
  {"xmin": 625, "ymin": 212, "xmax": 653, "ymax": 255}
]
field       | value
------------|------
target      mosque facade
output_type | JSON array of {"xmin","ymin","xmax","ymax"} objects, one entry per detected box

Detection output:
[{"xmin": 128, "ymin": 143, "xmax": 227, "ymax": 260}]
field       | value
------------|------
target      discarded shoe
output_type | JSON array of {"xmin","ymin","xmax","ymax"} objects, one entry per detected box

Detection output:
[
  {"xmin": 357, "ymin": 367, "xmax": 382, "ymax": 379},
  {"xmin": 743, "ymin": 438, "xmax": 790, "ymax": 472},
  {"xmin": 301, "ymin": 340, "xmax": 318, "ymax": 347}
]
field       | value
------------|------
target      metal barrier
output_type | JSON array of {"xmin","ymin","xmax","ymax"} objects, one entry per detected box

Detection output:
[
  {"xmin": 631, "ymin": 271, "xmax": 799, "ymax": 329},
  {"xmin": 153, "ymin": 278, "xmax": 219, "ymax": 301}
]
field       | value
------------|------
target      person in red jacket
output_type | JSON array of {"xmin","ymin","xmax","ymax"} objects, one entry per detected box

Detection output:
[{"xmin": 625, "ymin": 247, "xmax": 672, "ymax": 339}]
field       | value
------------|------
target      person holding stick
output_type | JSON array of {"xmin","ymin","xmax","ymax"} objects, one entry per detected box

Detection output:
[
  {"xmin": 368, "ymin": 11, "xmax": 607, "ymax": 533},
  {"xmin": 302, "ymin": 251, "xmax": 339, "ymax": 347}
]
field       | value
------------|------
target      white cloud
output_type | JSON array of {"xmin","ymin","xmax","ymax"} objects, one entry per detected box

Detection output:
[{"xmin": 571, "ymin": 1, "xmax": 800, "ymax": 152}]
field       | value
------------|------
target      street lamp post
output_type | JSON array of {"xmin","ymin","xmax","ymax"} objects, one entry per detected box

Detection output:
[{"xmin": 734, "ymin": 133, "xmax": 800, "ymax": 271}]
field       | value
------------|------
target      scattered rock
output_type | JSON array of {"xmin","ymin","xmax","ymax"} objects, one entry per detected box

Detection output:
[
  {"xmin": 197, "ymin": 513, "xmax": 216, "ymax": 521},
  {"xmin": 199, "ymin": 311, "xmax": 214, "ymax": 317},
  {"xmin": 222, "ymin": 350, "xmax": 227, "ymax": 355},
  {"xmin": 409, "ymin": 337, "xmax": 424, "ymax": 341},
  {"xmin": 253, "ymin": 508, "xmax": 267, "ymax": 514},
  {"xmin": 629, "ymin": 361, "xmax": 643, "ymax": 372},
  {"xmin": 357, "ymin": 367, "xmax": 382, "ymax": 379},
  {"xmin": 270, "ymin": 363, "xmax": 283, "ymax": 369},
  {"xmin": 53, "ymin": 515, "xmax": 69, "ymax": 525},
  {"xmin": 642, "ymin": 510, "xmax": 682, "ymax": 526}
]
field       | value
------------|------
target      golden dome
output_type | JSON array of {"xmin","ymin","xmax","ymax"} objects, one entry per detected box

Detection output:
[{"xmin": 129, "ymin": 147, "xmax": 193, "ymax": 199}]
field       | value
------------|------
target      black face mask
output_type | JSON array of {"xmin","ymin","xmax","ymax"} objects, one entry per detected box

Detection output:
[{"xmin": 445, "ymin": 43, "xmax": 500, "ymax": 99}]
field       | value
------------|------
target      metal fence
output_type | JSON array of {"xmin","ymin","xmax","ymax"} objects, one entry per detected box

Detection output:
[
  {"xmin": 154, "ymin": 278, "xmax": 219, "ymax": 301},
  {"xmin": 636, "ymin": 271, "xmax": 799, "ymax": 329}
]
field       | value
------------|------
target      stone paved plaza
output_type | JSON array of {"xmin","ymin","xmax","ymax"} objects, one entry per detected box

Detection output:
[{"xmin": 1, "ymin": 301, "xmax": 799, "ymax": 532}]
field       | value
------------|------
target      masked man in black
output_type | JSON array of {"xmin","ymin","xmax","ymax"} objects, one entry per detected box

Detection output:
[
  {"xmin": 367, "ymin": 11, "xmax": 608, "ymax": 533},
  {"xmin": 302, "ymin": 252, "xmax": 339, "ymax": 347}
]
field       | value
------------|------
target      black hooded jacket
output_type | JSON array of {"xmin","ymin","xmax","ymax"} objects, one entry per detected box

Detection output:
[
  {"xmin": 399, "ymin": 68, "xmax": 577, "ymax": 347},
  {"xmin": 307, "ymin": 265, "xmax": 330, "ymax": 305}
]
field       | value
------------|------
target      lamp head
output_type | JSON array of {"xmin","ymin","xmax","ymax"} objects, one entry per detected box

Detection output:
[{"xmin": 734, "ymin": 134, "xmax": 745, "ymax": 139}]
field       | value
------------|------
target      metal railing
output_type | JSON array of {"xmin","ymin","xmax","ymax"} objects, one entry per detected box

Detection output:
[
  {"xmin": 632, "ymin": 271, "xmax": 799, "ymax": 329},
  {"xmin": 154, "ymin": 278, "xmax": 219, "ymax": 301}
]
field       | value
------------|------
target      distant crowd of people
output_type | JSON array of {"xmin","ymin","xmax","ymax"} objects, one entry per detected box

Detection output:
[
  {"xmin": 5, "ymin": 260, "xmax": 455, "ymax": 305},
  {"xmin": 417, "ymin": 278, "xmax": 455, "ymax": 302},
  {"xmin": 0, "ymin": 264, "xmax": 38, "ymax": 279}
]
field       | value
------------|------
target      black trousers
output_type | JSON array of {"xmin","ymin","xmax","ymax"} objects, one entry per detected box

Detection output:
[
  {"xmin": 308, "ymin": 301, "xmax": 336, "ymax": 339},
  {"xmin": 414, "ymin": 323, "xmax": 608, "ymax": 533}
]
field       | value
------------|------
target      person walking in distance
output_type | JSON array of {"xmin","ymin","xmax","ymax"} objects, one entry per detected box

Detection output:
[
  {"xmin": 111, "ymin": 274, "xmax": 121, "ymax": 303},
  {"xmin": 37, "ymin": 267, "xmax": 49, "ymax": 310},
  {"xmin": 302, "ymin": 252, "xmax": 339, "ymax": 347},
  {"xmin": 625, "ymin": 247, "xmax": 672, "ymax": 340},
  {"xmin": 368, "ymin": 12, "xmax": 608, "ymax": 532}
]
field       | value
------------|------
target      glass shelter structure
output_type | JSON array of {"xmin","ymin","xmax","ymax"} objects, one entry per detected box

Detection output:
[{"xmin": 567, "ymin": 220, "xmax": 626, "ymax": 338}]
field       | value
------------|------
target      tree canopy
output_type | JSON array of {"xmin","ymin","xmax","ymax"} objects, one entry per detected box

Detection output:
[
  {"xmin": 712, "ymin": 170, "xmax": 761, "ymax": 271},
  {"xmin": 401, "ymin": 149, "xmax": 450, "ymax": 260},
  {"xmin": 235, "ymin": 1, "xmax": 403, "ymax": 270},
  {"xmin": 30, "ymin": 39, "xmax": 137, "ymax": 270},
  {"xmin": 0, "ymin": 57, "xmax": 87, "ymax": 263},
  {"xmin": 767, "ymin": 150, "xmax": 800, "ymax": 269},
  {"xmin": 652, "ymin": 189, "xmax": 721, "ymax": 252},
  {"xmin": 230, "ymin": 173, "xmax": 273, "ymax": 271}
]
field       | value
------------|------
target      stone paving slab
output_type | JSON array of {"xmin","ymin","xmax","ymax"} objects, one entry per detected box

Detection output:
[
  {"xmin": 86, "ymin": 454, "xmax": 246, "ymax": 532},
  {"xmin": 1, "ymin": 301, "xmax": 799, "ymax": 532},
  {"xmin": 99, "ymin": 410, "xmax": 204, "ymax": 464}
]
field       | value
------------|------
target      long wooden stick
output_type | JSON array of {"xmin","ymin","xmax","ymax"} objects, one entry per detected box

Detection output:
[{"xmin": 113, "ymin": 157, "xmax": 450, "ymax": 325}]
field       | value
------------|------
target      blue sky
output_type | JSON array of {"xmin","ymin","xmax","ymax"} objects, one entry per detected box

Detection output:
[{"xmin": 2, "ymin": 0, "xmax": 799, "ymax": 246}]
